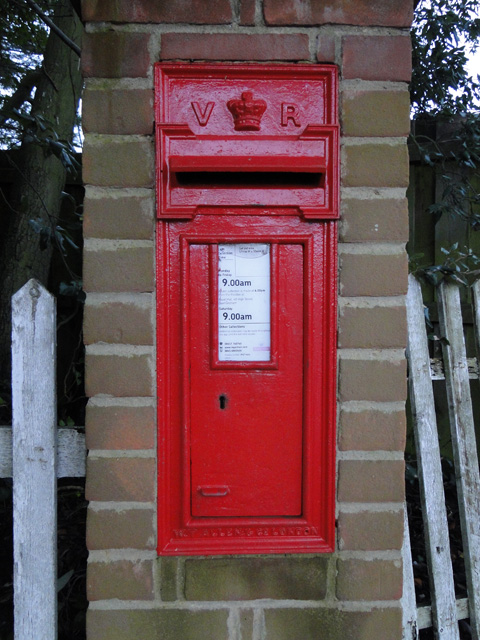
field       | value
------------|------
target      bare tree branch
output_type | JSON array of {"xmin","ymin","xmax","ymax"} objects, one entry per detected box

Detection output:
[
  {"xmin": 0, "ymin": 68, "xmax": 42, "ymax": 127},
  {"xmin": 22, "ymin": 0, "xmax": 81, "ymax": 57}
]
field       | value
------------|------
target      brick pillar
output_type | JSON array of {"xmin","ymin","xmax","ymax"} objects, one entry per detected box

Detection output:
[{"xmin": 81, "ymin": 1, "xmax": 412, "ymax": 638}]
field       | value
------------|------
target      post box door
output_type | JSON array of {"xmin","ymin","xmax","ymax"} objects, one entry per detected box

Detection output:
[{"xmin": 188, "ymin": 242, "xmax": 304, "ymax": 518}]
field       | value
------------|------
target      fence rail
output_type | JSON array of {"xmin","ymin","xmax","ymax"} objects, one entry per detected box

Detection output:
[
  {"xmin": 403, "ymin": 274, "xmax": 480, "ymax": 639},
  {"xmin": 4, "ymin": 278, "xmax": 480, "ymax": 639}
]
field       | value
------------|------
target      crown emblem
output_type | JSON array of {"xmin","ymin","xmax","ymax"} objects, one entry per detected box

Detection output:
[{"xmin": 227, "ymin": 91, "xmax": 267, "ymax": 131}]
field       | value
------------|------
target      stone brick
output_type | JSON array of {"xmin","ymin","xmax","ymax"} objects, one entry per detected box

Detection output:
[
  {"xmin": 83, "ymin": 88, "xmax": 154, "ymax": 135},
  {"xmin": 88, "ymin": 559, "xmax": 154, "ymax": 600},
  {"xmin": 83, "ymin": 191, "xmax": 154, "ymax": 240},
  {"xmin": 337, "ymin": 460, "xmax": 405, "ymax": 502},
  {"xmin": 342, "ymin": 143, "xmax": 409, "ymax": 188},
  {"xmin": 86, "ymin": 403, "xmax": 155, "ymax": 450},
  {"xmin": 239, "ymin": 609, "xmax": 255, "ymax": 638},
  {"xmin": 86, "ymin": 457, "xmax": 155, "ymax": 502},
  {"xmin": 159, "ymin": 557, "xmax": 181, "ymax": 601},
  {"xmin": 83, "ymin": 244, "xmax": 154, "ymax": 292},
  {"xmin": 161, "ymin": 33, "xmax": 309, "ymax": 61},
  {"xmin": 338, "ymin": 355, "xmax": 407, "ymax": 402},
  {"xmin": 82, "ymin": 0, "xmax": 232, "ymax": 23},
  {"xmin": 83, "ymin": 137, "xmax": 154, "ymax": 188},
  {"xmin": 343, "ymin": 35, "xmax": 412, "ymax": 81},
  {"xmin": 82, "ymin": 32, "xmax": 151, "ymax": 78},
  {"xmin": 339, "ymin": 199, "xmax": 408, "ymax": 244},
  {"xmin": 338, "ymin": 305, "xmax": 406, "ymax": 349},
  {"xmin": 338, "ymin": 509, "xmax": 404, "ymax": 550},
  {"xmin": 87, "ymin": 508, "xmax": 155, "ymax": 549},
  {"xmin": 264, "ymin": 0, "xmax": 413, "ymax": 27},
  {"xmin": 342, "ymin": 90, "xmax": 410, "ymax": 137},
  {"xmin": 316, "ymin": 34, "xmax": 337, "ymax": 63},
  {"xmin": 239, "ymin": 0, "xmax": 256, "ymax": 25},
  {"xmin": 336, "ymin": 558, "xmax": 403, "ymax": 601},
  {"xmin": 339, "ymin": 252, "xmax": 408, "ymax": 297},
  {"xmin": 84, "ymin": 296, "xmax": 153, "ymax": 344},
  {"xmin": 85, "ymin": 351, "xmax": 153, "ymax": 397},
  {"xmin": 264, "ymin": 607, "xmax": 402, "ymax": 640},
  {"xmin": 339, "ymin": 407, "xmax": 406, "ymax": 452},
  {"xmin": 87, "ymin": 609, "xmax": 229, "ymax": 640},
  {"xmin": 183, "ymin": 556, "xmax": 329, "ymax": 600}
]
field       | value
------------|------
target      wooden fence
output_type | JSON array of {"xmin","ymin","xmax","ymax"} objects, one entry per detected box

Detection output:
[
  {"xmin": 3, "ymin": 278, "xmax": 480, "ymax": 639},
  {"xmin": 403, "ymin": 274, "xmax": 480, "ymax": 640},
  {"xmin": 0, "ymin": 280, "xmax": 85, "ymax": 640}
]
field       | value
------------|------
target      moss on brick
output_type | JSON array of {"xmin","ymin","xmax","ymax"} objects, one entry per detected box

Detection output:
[
  {"xmin": 87, "ymin": 609, "xmax": 229, "ymax": 640},
  {"xmin": 183, "ymin": 556, "xmax": 330, "ymax": 601}
]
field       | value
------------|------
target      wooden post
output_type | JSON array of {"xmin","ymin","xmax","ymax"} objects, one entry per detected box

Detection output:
[
  {"xmin": 440, "ymin": 280, "xmax": 480, "ymax": 640},
  {"xmin": 406, "ymin": 275, "xmax": 460, "ymax": 640},
  {"xmin": 12, "ymin": 279, "xmax": 57, "ymax": 640}
]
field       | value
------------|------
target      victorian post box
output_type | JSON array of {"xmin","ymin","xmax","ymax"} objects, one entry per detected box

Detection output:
[{"xmin": 155, "ymin": 64, "xmax": 338, "ymax": 555}]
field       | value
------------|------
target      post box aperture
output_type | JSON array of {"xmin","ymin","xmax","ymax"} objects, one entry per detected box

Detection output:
[{"xmin": 156, "ymin": 64, "xmax": 338, "ymax": 555}]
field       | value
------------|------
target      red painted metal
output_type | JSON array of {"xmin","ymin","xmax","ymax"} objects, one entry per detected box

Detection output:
[
  {"xmin": 155, "ymin": 64, "xmax": 338, "ymax": 555},
  {"xmin": 155, "ymin": 64, "xmax": 338, "ymax": 220}
]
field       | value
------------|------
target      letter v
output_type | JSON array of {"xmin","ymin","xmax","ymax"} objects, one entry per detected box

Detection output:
[{"xmin": 191, "ymin": 101, "xmax": 215, "ymax": 126}]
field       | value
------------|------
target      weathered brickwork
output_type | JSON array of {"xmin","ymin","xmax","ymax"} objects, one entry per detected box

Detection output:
[{"xmin": 82, "ymin": 0, "xmax": 411, "ymax": 636}]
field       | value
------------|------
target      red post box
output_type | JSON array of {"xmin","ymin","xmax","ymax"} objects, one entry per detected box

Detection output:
[{"xmin": 155, "ymin": 64, "xmax": 338, "ymax": 555}]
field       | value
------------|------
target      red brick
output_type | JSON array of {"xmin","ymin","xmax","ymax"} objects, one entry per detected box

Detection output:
[
  {"xmin": 264, "ymin": 0, "xmax": 413, "ymax": 27},
  {"xmin": 337, "ymin": 459, "xmax": 405, "ymax": 502},
  {"xmin": 86, "ymin": 403, "xmax": 155, "ymax": 450},
  {"xmin": 86, "ymin": 457, "xmax": 155, "ymax": 501},
  {"xmin": 340, "ymin": 199, "xmax": 408, "ymax": 244},
  {"xmin": 82, "ymin": 0, "xmax": 232, "ymax": 23},
  {"xmin": 343, "ymin": 143, "xmax": 409, "ymax": 189},
  {"xmin": 83, "ymin": 244, "xmax": 154, "ymax": 293},
  {"xmin": 82, "ymin": 32, "xmax": 151, "ymax": 78},
  {"xmin": 83, "ymin": 88, "xmax": 154, "ymax": 135},
  {"xmin": 87, "ymin": 559, "xmax": 154, "ymax": 600},
  {"xmin": 343, "ymin": 35, "xmax": 412, "ymax": 81},
  {"xmin": 342, "ymin": 90, "xmax": 410, "ymax": 137},
  {"xmin": 336, "ymin": 558, "xmax": 402, "ymax": 600},
  {"xmin": 83, "ymin": 137, "xmax": 154, "ymax": 189},
  {"xmin": 338, "ymin": 510, "xmax": 404, "ymax": 550},
  {"xmin": 87, "ymin": 508, "xmax": 155, "ymax": 549},
  {"xmin": 338, "ymin": 356, "xmax": 407, "ymax": 403},
  {"xmin": 83, "ymin": 297, "xmax": 153, "ymax": 345},
  {"xmin": 264, "ymin": 608, "xmax": 402, "ymax": 640},
  {"xmin": 161, "ymin": 33, "xmax": 310, "ymax": 61},
  {"xmin": 83, "ymin": 192, "xmax": 154, "ymax": 240},
  {"xmin": 340, "ymin": 252, "xmax": 408, "ymax": 297},
  {"xmin": 338, "ymin": 305, "xmax": 406, "ymax": 349},
  {"xmin": 239, "ymin": 0, "xmax": 256, "ymax": 25},
  {"xmin": 339, "ymin": 408, "xmax": 406, "ymax": 452},
  {"xmin": 85, "ymin": 351, "xmax": 153, "ymax": 397},
  {"xmin": 87, "ymin": 609, "xmax": 229, "ymax": 640},
  {"xmin": 316, "ymin": 35, "xmax": 337, "ymax": 63}
]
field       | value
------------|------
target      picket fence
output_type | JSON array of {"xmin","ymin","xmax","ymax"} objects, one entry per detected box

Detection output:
[
  {"xmin": 0, "ymin": 280, "xmax": 85, "ymax": 640},
  {"xmin": 2, "ymin": 277, "xmax": 480, "ymax": 639},
  {"xmin": 403, "ymin": 274, "xmax": 480, "ymax": 640}
]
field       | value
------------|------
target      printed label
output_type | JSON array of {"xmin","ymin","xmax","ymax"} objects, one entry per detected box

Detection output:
[{"xmin": 218, "ymin": 244, "xmax": 270, "ymax": 361}]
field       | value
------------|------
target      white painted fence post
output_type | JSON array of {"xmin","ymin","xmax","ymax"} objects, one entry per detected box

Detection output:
[
  {"xmin": 406, "ymin": 275, "xmax": 459, "ymax": 640},
  {"xmin": 12, "ymin": 279, "xmax": 57, "ymax": 640}
]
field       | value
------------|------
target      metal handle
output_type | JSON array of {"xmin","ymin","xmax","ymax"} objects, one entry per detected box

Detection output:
[{"xmin": 198, "ymin": 485, "xmax": 229, "ymax": 497}]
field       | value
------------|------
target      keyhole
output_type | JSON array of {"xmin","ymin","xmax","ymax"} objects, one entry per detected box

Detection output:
[{"xmin": 219, "ymin": 394, "xmax": 227, "ymax": 410}]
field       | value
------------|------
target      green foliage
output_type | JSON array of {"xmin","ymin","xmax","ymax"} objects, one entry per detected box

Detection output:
[
  {"xmin": 411, "ymin": 243, "xmax": 480, "ymax": 285},
  {"xmin": 0, "ymin": 2, "xmax": 47, "ymax": 92},
  {"xmin": 0, "ymin": 1, "xmax": 48, "ymax": 145},
  {"xmin": 410, "ymin": 1, "xmax": 480, "ymax": 286},
  {"xmin": 411, "ymin": 0, "xmax": 480, "ymax": 115}
]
